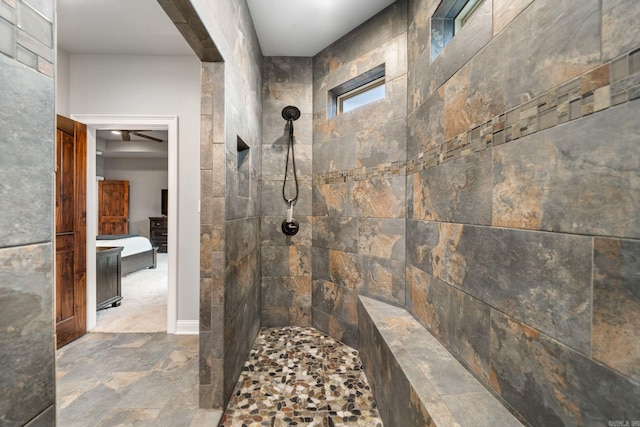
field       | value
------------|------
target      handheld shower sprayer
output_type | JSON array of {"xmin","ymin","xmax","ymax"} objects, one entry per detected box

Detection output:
[{"xmin": 281, "ymin": 105, "xmax": 301, "ymax": 236}]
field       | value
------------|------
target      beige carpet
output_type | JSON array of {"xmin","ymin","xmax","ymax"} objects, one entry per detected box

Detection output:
[{"xmin": 93, "ymin": 253, "xmax": 168, "ymax": 333}]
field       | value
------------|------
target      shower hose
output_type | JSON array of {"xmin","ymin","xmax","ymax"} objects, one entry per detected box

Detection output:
[{"xmin": 282, "ymin": 116, "xmax": 299, "ymax": 209}]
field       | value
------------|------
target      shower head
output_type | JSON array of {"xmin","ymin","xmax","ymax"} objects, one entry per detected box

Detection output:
[{"xmin": 281, "ymin": 106, "xmax": 301, "ymax": 121}]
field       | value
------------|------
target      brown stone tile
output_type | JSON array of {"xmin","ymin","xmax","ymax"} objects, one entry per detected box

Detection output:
[
  {"xmin": 593, "ymin": 237, "xmax": 640, "ymax": 382},
  {"xmin": 328, "ymin": 250, "xmax": 363, "ymax": 291},
  {"xmin": 581, "ymin": 64, "xmax": 611, "ymax": 94}
]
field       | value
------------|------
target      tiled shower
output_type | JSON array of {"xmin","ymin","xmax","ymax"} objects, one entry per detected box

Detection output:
[
  {"xmin": 201, "ymin": 0, "xmax": 640, "ymax": 424},
  {"xmin": 1, "ymin": 0, "xmax": 637, "ymax": 424}
]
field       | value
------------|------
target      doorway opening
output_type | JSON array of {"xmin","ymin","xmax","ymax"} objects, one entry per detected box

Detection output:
[{"xmin": 72, "ymin": 114, "xmax": 178, "ymax": 333}]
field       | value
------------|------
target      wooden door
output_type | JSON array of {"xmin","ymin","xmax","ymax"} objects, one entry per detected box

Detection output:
[
  {"xmin": 98, "ymin": 180, "xmax": 129, "ymax": 235},
  {"xmin": 55, "ymin": 115, "xmax": 87, "ymax": 348}
]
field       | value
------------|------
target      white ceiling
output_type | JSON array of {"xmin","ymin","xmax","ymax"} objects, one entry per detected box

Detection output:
[
  {"xmin": 246, "ymin": 0, "xmax": 396, "ymax": 56},
  {"xmin": 96, "ymin": 129, "xmax": 168, "ymax": 142},
  {"xmin": 96, "ymin": 130, "xmax": 168, "ymax": 158},
  {"xmin": 57, "ymin": 0, "xmax": 396, "ymax": 57},
  {"xmin": 56, "ymin": 0, "xmax": 193, "ymax": 56}
]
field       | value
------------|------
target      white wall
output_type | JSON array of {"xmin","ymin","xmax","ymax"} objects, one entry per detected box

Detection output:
[
  {"xmin": 103, "ymin": 157, "xmax": 169, "ymax": 238},
  {"xmin": 68, "ymin": 54, "xmax": 201, "ymax": 323},
  {"xmin": 56, "ymin": 48, "xmax": 70, "ymax": 116}
]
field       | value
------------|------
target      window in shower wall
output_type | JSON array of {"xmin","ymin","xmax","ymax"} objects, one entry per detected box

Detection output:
[
  {"xmin": 328, "ymin": 64, "xmax": 385, "ymax": 118},
  {"xmin": 431, "ymin": 0, "xmax": 485, "ymax": 60}
]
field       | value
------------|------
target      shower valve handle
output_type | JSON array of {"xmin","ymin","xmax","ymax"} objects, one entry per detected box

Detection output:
[{"xmin": 282, "ymin": 200, "xmax": 299, "ymax": 236}]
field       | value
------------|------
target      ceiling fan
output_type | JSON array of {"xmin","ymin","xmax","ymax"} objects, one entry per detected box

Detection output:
[{"xmin": 112, "ymin": 130, "xmax": 164, "ymax": 142}]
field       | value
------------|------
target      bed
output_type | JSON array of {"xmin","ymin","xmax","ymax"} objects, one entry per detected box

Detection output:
[{"xmin": 96, "ymin": 234, "xmax": 157, "ymax": 276}]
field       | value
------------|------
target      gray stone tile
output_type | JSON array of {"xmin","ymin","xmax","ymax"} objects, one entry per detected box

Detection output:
[
  {"xmin": 492, "ymin": 0, "xmax": 534, "ymax": 35},
  {"xmin": 313, "ymin": 132, "xmax": 357, "ymax": 172},
  {"xmin": 602, "ymin": 0, "xmax": 640, "ymax": 61},
  {"xmin": 409, "ymin": 149, "xmax": 492, "ymax": 225},
  {"xmin": 406, "ymin": 263, "xmax": 452, "ymax": 340},
  {"xmin": 442, "ymin": 391, "xmax": 522, "ymax": 427},
  {"xmin": 490, "ymin": 310, "xmax": 640, "ymax": 425},
  {"xmin": 189, "ymin": 409, "xmax": 223, "ymax": 427},
  {"xmin": 312, "ymin": 182, "xmax": 351, "ymax": 217},
  {"xmin": 261, "ymin": 276, "xmax": 311, "ymax": 308},
  {"xmin": 0, "ymin": 244, "xmax": 54, "ymax": 427},
  {"xmin": 18, "ymin": 0, "xmax": 52, "ymax": 47},
  {"xmin": 314, "ymin": 1, "xmax": 407, "ymax": 80},
  {"xmin": 226, "ymin": 250, "xmax": 259, "ymax": 321},
  {"xmin": 313, "ymin": 216, "xmax": 358, "ymax": 252},
  {"xmin": 428, "ymin": 0, "xmax": 493, "ymax": 95},
  {"xmin": 460, "ymin": 224, "xmax": 592, "ymax": 353},
  {"xmin": 361, "ymin": 256, "xmax": 405, "ymax": 305},
  {"xmin": 350, "ymin": 175, "xmax": 405, "ymax": 219},
  {"xmin": 224, "ymin": 217, "xmax": 259, "ymax": 268},
  {"xmin": 357, "ymin": 218, "xmax": 405, "ymax": 261},
  {"xmin": 21, "ymin": 0, "xmax": 54, "ymax": 21},
  {"xmin": 407, "ymin": 89, "xmax": 445, "ymax": 156},
  {"xmin": 328, "ymin": 249, "xmax": 364, "ymax": 290},
  {"xmin": 356, "ymin": 118, "xmax": 407, "ymax": 167},
  {"xmin": 0, "ymin": 16, "xmax": 15, "ymax": 57},
  {"xmin": 312, "ymin": 279, "xmax": 359, "ymax": 327},
  {"xmin": 0, "ymin": 54, "xmax": 53, "ymax": 247},
  {"xmin": 407, "ymin": 220, "xmax": 593, "ymax": 353},
  {"xmin": 261, "ymin": 244, "xmax": 289, "ymax": 277},
  {"xmin": 493, "ymin": 102, "xmax": 640, "ymax": 238},
  {"xmin": 592, "ymin": 237, "xmax": 640, "ymax": 382},
  {"xmin": 263, "ymin": 56, "xmax": 313, "ymax": 85},
  {"xmin": 24, "ymin": 404, "xmax": 54, "ymax": 427},
  {"xmin": 223, "ymin": 290, "xmax": 260, "ymax": 402},
  {"xmin": 447, "ymin": 288, "xmax": 491, "ymax": 381},
  {"xmin": 261, "ymin": 178, "xmax": 312, "ymax": 216}
]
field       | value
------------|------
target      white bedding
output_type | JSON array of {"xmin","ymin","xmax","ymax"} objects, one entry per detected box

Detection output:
[{"xmin": 96, "ymin": 236, "xmax": 152, "ymax": 257}]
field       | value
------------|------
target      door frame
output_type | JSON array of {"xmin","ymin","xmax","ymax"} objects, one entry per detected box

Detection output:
[{"xmin": 72, "ymin": 114, "xmax": 178, "ymax": 333}]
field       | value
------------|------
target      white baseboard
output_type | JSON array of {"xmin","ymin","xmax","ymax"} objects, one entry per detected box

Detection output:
[{"xmin": 175, "ymin": 320, "xmax": 199, "ymax": 335}]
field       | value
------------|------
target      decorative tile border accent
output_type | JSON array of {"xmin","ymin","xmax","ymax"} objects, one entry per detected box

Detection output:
[
  {"xmin": 313, "ymin": 161, "xmax": 406, "ymax": 185},
  {"xmin": 313, "ymin": 46, "xmax": 640, "ymax": 184},
  {"xmin": 0, "ymin": 0, "xmax": 54, "ymax": 77}
]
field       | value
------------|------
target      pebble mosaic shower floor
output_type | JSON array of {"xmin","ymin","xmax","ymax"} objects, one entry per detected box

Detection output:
[{"xmin": 219, "ymin": 327, "xmax": 383, "ymax": 426}]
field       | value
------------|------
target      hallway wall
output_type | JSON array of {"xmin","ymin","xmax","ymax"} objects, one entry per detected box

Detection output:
[
  {"xmin": 405, "ymin": 0, "xmax": 640, "ymax": 424},
  {"xmin": 67, "ymin": 53, "xmax": 202, "ymax": 325},
  {"xmin": 311, "ymin": 1, "xmax": 409, "ymax": 348},
  {"xmin": 103, "ymin": 157, "xmax": 169, "ymax": 238},
  {"xmin": 260, "ymin": 57, "xmax": 314, "ymax": 327},
  {"xmin": 0, "ymin": 0, "xmax": 56, "ymax": 424}
]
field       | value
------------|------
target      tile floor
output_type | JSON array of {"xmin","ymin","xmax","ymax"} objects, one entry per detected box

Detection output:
[
  {"xmin": 219, "ymin": 327, "xmax": 383, "ymax": 426},
  {"xmin": 56, "ymin": 332, "xmax": 221, "ymax": 427},
  {"xmin": 56, "ymin": 327, "xmax": 381, "ymax": 427}
]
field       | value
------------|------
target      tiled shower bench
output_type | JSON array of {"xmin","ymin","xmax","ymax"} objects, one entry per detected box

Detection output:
[{"xmin": 358, "ymin": 296, "xmax": 525, "ymax": 427}]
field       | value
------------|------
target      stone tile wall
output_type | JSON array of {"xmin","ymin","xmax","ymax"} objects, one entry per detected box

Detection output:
[
  {"xmin": 199, "ymin": 62, "xmax": 226, "ymax": 408},
  {"xmin": 0, "ymin": 0, "xmax": 56, "ymax": 424},
  {"xmin": 311, "ymin": 1, "xmax": 409, "ymax": 348},
  {"xmin": 406, "ymin": 0, "xmax": 640, "ymax": 424},
  {"xmin": 194, "ymin": 0, "xmax": 640, "ymax": 419},
  {"xmin": 197, "ymin": 0, "xmax": 263, "ymax": 409},
  {"xmin": 0, "ymin": 0, "xmax": 54, "ymax": 78},
  {"xmin": 260, "ymin": 57, "xmax": 314, "ymax": 327}
]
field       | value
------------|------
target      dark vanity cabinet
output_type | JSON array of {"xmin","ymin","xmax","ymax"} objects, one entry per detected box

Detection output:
[{"xmin": 96, "ymin": 246, "xmax": 123, "ymax": 310}]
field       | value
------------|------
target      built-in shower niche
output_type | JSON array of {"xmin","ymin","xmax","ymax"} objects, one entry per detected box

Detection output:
[{"xmin": 236, "ymin": 136, "xmax": 250, "ymax": 198}]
